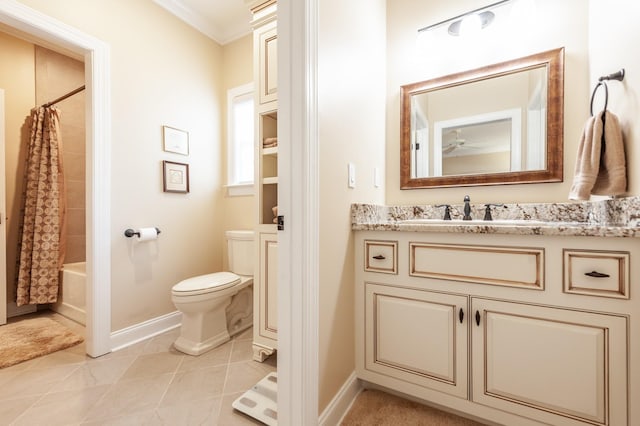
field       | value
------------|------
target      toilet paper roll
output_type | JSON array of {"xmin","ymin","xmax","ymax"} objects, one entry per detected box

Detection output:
[{"xmin": 137, "ymin": 227, "xmax": 159, "ymax": 242}]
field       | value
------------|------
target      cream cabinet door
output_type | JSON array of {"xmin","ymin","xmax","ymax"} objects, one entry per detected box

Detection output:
[
  {"xmin": 364, "ymin": 283, "xmax": 468, "ymax": 399},
  {"xmin": 257, "ymin": 20, "xmax": 277, "ymax": 105},
  {"xmin": 259, "ymin": 231, "xmax": 278, "ymax": 339},
  {"xmin": 253, "ymin": 230, "xmax": 278, "ymax": 361},
  {"xmin": 471, "ymin": 299, "xmax": 628, "ymax": 426}
]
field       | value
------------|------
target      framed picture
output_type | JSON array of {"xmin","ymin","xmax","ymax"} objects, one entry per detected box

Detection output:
[
  {"xmin": 162, "ymin": 161, "xmax": 189, "ymax": 193},
  {"xmin": 162, "ymin": 125, "xmax": 189, "ymax": 155}
]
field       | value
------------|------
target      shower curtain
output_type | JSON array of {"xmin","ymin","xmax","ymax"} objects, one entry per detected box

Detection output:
[{"xmin": 15, "ymin": 106, "xmax": 67, "ymax": 306}]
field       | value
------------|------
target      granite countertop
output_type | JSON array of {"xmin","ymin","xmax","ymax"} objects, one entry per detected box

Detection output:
[{"xmin": 351, "ymin": 197, "xmax": 640, "ymax": 238}]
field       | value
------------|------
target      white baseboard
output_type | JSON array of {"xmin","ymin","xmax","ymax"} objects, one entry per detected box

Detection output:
[
  {"xmin": 6, "ymin": 302, "xmax": 37, "ymax": 318},
  {"xmin": 110, "ymin": 310, "xmax": 182, "ymax": 352},
  {"xmin": 318, "ymin": 371, "xmax": 362, "ymax": 426}
]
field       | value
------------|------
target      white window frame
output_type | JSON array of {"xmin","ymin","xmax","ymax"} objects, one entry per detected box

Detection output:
[{"xmin": 226, "ymin": 82, "xmax": 255, "ymax": 196}]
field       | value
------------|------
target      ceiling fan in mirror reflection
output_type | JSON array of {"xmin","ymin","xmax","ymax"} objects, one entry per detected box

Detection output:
[
  {"xmin": 442, "ymin": 129, "xmax": 482, "ymax": 155},
  {"xmin": 441, "ymin": 121, "xmax": 510, "ymax": 158}
]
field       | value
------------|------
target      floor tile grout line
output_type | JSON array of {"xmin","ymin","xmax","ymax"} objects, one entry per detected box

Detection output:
[
  {"xmin": 4, "ymin": 312, "xmax": 276, "ymax": 425},
  {"xmin": 8, "ymin": 391, "xmax": 48, "ymax": 426},
  {"xmin": 221, "ymin": 338, "xmax": 240, "ymax": 396},
  {"xmin": 77, "ymin": 347, "xmax": 159, "ymax": 424},
  {"xmin": 8, "ymin": 357, "xmax": 87, "ymax": 424},
  {"xmin": 153, "ymin": 347, "xmax": 187, "ymax": 413}
]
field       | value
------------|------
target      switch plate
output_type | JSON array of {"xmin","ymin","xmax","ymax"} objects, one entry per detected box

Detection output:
[
  {"xmin": 348, "ymin": 163, "xmax": 356, "ymax": 188},
  {"xmin": 374, "ymin": 167, "xmax": 381, "ymax": 188}
]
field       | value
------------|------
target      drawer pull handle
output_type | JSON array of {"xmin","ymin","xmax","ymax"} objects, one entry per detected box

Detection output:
[
  {"xmin": 459, "ymin": 308, "xmax": 464, "ymax": 324},
  {"xmin": 372, "ymin": 255, "xmax": 386, "ymax": 260},
  {"xmin": 585, "ymin": 270, "xmax": 610, "ymax": 278},
  {"xmin": 475, "ymin": 310, "xmax": 481, "ymax": 327}
]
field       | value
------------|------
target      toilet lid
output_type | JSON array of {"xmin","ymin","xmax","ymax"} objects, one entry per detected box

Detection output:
[{"xmin": 172, "ymin": 271, "xmax": 241, "ymax": 295}]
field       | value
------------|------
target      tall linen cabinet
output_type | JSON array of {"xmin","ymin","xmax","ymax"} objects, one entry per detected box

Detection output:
[{"xmin": 247, "ymin": 0, "xmax": 278, "ymax": 362}]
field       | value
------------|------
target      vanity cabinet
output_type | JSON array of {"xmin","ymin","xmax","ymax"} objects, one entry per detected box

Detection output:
[
  {"xmin": 247, "ymin": 0, "xmax": 278, "ymax": 361},
  {"xmin": 355, "ymin": 231, "xmax": 634, "ymax": 426},
  {"xmin": 471, "ymin": 298, "xmax": 627, "ymax": 426},
  {"xmin": 363, "ymin": 283, "xmax": 468, "ymax": 399}
]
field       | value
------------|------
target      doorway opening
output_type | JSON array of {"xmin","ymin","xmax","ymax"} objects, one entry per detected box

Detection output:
[{"xmin": 0, "ymin": 2, "xmax": 111, "ymax": 357}]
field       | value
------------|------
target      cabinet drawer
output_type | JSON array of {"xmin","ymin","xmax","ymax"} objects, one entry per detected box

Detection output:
[
  {"xmin": 563, "ymin": 249, "xmax": 629, "ymax": 299},
  {"xmin": 410, "ymin": 242, "xmax": 544, "ymax": 289},
  {"xmin": 364, "ymin": 240, "xmax": 398, "ymax": 274}
]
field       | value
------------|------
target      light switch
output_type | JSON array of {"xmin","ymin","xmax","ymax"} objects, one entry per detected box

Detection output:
[
  {"xmin": 374, "ymin": 167, "xmax": 381, "ymax": 188},
  {"xmin": 348, "ymin": 163, "xmax": 356, "ymax": 188}
]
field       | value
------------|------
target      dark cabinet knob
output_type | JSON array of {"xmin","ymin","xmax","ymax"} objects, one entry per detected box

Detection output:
[{"xmin": 372, "ymin": 255, "xmax": 386, "ymax": 260}]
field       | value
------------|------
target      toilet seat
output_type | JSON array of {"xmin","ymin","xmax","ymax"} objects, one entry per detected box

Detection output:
[{"xmin": 172, "ymin": 271, "xmax": 241, "ymax": 296}]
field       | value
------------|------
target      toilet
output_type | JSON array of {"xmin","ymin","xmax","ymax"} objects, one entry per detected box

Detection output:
[{"xmin": 171, "ymin": 230, "xmax": 254, "ymax": 356}]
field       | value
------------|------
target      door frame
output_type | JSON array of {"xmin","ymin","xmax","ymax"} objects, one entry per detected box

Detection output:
[
  {"xmin": 278, "ymin": 0, "xmax": 320, "ymax": 423},
  {"xmin": 0, "ymin": 0, "xmax": 112, "ymax": 357}
]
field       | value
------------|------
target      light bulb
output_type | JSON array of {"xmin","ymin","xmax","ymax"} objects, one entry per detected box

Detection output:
[{"xmin": 460, "ymin": 13, "xmax": 483, "ymax": 37}]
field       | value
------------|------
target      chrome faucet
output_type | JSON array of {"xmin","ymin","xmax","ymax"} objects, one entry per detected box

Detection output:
[{"xmin": 463, "ymin": 195, "xmax": 472, "ymax": 220}]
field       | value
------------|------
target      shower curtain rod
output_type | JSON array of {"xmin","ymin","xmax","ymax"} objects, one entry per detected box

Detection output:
[{"xmin": 42, "ymin": 85, "xmax": 86, "ymax": 108}]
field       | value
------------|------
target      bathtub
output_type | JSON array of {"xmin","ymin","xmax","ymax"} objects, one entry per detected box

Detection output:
[{"xmin": 52, "ymin": 261, "xmax": 86, "ymax": 325}]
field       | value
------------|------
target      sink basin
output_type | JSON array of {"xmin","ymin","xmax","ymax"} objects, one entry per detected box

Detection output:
[{"xmin": 402, "ymin": 218, "xmax": 549, "ymax": 226}]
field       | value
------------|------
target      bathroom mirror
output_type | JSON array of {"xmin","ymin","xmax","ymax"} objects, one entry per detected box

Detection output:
[{"xmin": 400, "ymin": 47, "xmax": 564, "ymax": 189}]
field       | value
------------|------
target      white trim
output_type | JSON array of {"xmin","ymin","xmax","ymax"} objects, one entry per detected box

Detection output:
[
  {"xmin": 153, "ymin": 0, "xmax": 251, "ymax": 45},
  {"xmin": 110, "ymin": 311, "xmax": 182, "ymax": 351},
  {"xmin": 278, "ymin": 0, "xmax": 319, "ymax": 424},
  {"xmin": 0, "ymin": 0, "xmax": 112, "ymax": 358},
  {"xmin": 319, "ymin": 372, "xmax": 362, "ymax": 426},
  {"xmin": 225, "ymin": 183, "xmax": 254, "ymax": 197},
  {"xmin": 153, "ymin": 0, "xmax": 217, "ymax": 41}
]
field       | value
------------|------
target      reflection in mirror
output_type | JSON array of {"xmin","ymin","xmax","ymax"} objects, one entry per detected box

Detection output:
[{"xmin": 401, "ymin": 48, "xmax": 564, "ymax": 189}]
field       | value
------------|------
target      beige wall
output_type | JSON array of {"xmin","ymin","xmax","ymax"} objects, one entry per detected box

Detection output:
[
  {"xmin": 387, "ymin": 0, "xmax": 594, "ymax": 205},
  {"xmin": 221, "ymin": 34, "xmax": 254, "ymax": 234},
  {"xmin": 14, "ymin": 0, "xmax": 227, "ymax": 330},
  {"xmin": 589, "ymin": 0, "xmax": 640, "ymax": 195},
  {"xmin": 318, "ymin": 0, "xmax": 387, "ymax": 413},
  {"xmin": 35, "ymin": 46, "xmax": 86, "ymax": 264},
  {"xmin": 0, "ymin": 31, "xmax": 34, "ymax": 305}
]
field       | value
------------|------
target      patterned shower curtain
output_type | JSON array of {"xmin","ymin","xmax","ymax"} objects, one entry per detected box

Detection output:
[{"xmin": 15, "ymin": 106, "xmax": 67, "ymax": 306}]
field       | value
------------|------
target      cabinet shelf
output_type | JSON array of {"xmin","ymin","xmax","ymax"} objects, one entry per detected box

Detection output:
[
  {"xmin": 263, "ymin": 146, "xmax": 278, "ymax": 156},
  {"xmin": 262, "ymin": 176, "xmax": 278, "ymax": 185}
]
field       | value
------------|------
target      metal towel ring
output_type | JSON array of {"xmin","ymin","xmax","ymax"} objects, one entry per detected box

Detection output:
[
  {"xmin": 589, "ymin": 68, "xmax": 625, "ymax": 117},
  {"xmin": 590, "ymin": 80, "xmax": 608, "ymax": 117}
]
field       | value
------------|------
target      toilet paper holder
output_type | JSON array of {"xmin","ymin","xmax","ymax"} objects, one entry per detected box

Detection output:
[{"xmin": 124, "ymin": 227, "xmax": 161, "ymax": 238}]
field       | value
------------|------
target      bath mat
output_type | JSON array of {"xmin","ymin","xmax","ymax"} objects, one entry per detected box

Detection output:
[
  {"xmin": 341, "ymin": 388, "xmax": 486, "ymax": 425},
  {"xmin": 232, "ymin": 372, "xmax": 277, "ymax": 425},
  {"xmin": 0, "ymin": 317, "xmax": 84, "ymax": 369}
]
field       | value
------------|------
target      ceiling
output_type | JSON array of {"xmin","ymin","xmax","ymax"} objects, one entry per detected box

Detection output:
[{"xmin": 154, "ymin": 0, "xmax": 252, "ymax": 45}]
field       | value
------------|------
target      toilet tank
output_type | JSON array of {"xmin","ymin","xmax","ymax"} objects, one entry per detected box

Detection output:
[{"xmin": 225, "ymin": 230, "xmax": 254, "ymax": 276}]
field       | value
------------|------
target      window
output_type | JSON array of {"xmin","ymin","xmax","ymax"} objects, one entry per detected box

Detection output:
[{"xmin": 227, "ymin": 83, "xmax": 254, "ymax": 196}]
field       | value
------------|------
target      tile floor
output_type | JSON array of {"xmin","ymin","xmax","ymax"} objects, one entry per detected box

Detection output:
[{"xmin": 0, "ymin": 311, "xmax": 276, "ymax": 425}]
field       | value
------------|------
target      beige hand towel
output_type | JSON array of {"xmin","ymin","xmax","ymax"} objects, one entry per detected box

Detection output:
[
  {"xmin": 592, "ymin": 111, "xmax": 626, "ymax": 196},
  {"xmin": 569, "ymin": 110, "xmax": 626, "ymax": 200}
]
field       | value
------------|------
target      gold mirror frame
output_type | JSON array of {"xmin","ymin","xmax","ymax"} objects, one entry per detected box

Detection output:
[{"xmin": 400, "ymin": 47, "xmax": 564, "ymax": 189}]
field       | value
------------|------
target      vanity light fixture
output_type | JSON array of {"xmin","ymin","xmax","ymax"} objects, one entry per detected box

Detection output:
[{"xmin": 418, "ymin": 0, "xmax": 512, "ymax": 37}]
